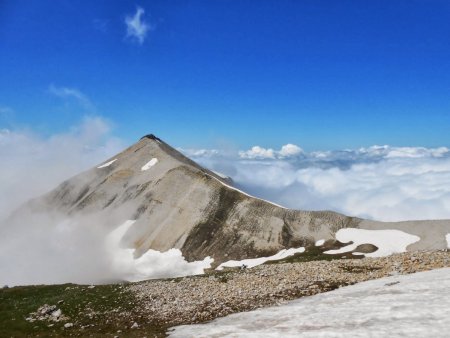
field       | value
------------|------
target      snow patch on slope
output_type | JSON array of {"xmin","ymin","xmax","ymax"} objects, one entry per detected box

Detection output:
[
  {"xmin": 315, "ymin": 239, "xmax": 325, "ymax": 246},
  {"xmin": 141, "ymin": 158, "xmax": 158, "ymax": 171},
  {"xmin": 446, "ymin": 234, "xmax": 450, "ymax": 248},
  {"xmin": 216, "ymin": 247, "xmax": 305, "ymax": 270},
  {"xmin": 97, "ymin": 159, "xmax": 117, "ymax": 168},
  {"xmin": 170, "ymin": 268, "xmax": 450, "ymax": 338},
  {"xmin": 324, "ymin": 228, "xmax": 420, "ymax": 257},
  {"xmin": 106, "ymin": 220, "xmax": 213, "ymax": 281}
]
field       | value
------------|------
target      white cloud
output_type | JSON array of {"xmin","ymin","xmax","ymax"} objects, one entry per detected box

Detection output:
[
  {"xmin": 239, "ymin": 144, "xmax": 304, "ymax": 159},
  {"xmin": 107, "ymin": 220, "xmax": 213, "ymax": 282},
  {"xmin": 0, "ymin": 116, "xmax": 126, "ymax": 286},
  {"xmin": 279, "ymin": 143, "xmax": 304, "ymax": 157},
  {"xmin": 293, "ymin": 156, "xmax": 450, "ymax": 221},
  {"xmin": 48, "ymin": 84, "xmax": 95, "ymax": 112},
  {"xmin": 239, "ymin": 146, "xmax": 276, "ymax": 159},
  {"xmin": 0, "ymin": 116, "xmax": 124, "ymax": 221},
  {"xmin": 187, "ymin": 145, "xmax": 450, "ymax": 222},
  {"xmin": 385, "ymin": 146, "xmax": 449, "ymax": 158},
  {"xmin": 125, "ymin": 6, "xmax": 150, "ymax": 45}
]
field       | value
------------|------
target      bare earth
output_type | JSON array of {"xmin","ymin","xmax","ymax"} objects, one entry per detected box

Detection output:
[{"xmin": 128, "ymin": 250, "xmax": 450, "ymax": 331}]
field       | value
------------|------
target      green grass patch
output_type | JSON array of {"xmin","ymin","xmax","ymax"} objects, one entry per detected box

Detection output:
[{"xmin": 0, "ymin": 283, "xmax": 167, "ymax": 337}]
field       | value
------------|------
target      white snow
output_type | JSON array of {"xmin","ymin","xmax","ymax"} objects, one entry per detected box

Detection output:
[
  {"xmin": 169, "ymin": 268, "xmax": 450, "ymax": 338},
  {"xmin": 97, "ymin": 158, "xmax": 117, "ymax": 168},
  {"xmin": 315, "ymin": 239, "xmax": 325, "ymax": 246},
  {"xmin": 216, "ymin": 247, "xmax": 305, "ymax": 270},
  {"xmin": 141, "ymin": 158, "xmax": 158, "ymax": 171},
  {"xmin": 208, "ymin": 174, "xmax": 287, "ymax": 209},
  {"xmin": 324, "ymin": 228, "xmax": 420, "ymax": 257},
  {"xmin": 106, "ymin": 220, "xmax": 213, "ymax": 281},
  {"xmin": 446, "ymin": 233, "xmax": 450, "ymax": 248}
]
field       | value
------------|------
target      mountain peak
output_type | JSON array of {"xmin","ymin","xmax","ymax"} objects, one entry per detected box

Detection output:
[
  {"xmin": 11, "ymin": 136, "xmax": 450, "ymax": 282},
  {"xmin": 140, "ymin": 134, "xmax": 162, "ymax": 142}
]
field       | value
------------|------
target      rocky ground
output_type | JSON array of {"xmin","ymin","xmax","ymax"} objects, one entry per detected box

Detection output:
[
  {"xmin": 2, "ymin": 250, "xmax": 449, "ymax": 337},
  {"xmin": 130, "ymin": 250, "xmax": 450, "ymax": 331}
]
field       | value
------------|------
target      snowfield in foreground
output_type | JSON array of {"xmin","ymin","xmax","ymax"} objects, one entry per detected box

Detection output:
[{"xmin": 169, "ymin": 268, "xmax": 450, "ymax": 338}]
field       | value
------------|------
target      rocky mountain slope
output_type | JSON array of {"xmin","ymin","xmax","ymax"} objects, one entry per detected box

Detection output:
[{"xmin": 10, "ymin": 135, "xmax": 450, "ymax": 267}]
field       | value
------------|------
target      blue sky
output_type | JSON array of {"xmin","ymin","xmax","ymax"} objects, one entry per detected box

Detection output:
[{"xmin": 1, "ymin": 0, "xmax": 449, "ymax": 150}]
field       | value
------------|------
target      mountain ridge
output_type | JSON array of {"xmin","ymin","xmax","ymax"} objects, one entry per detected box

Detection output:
[{"xmin": 7, "ymin": 135, "xmax": 450, "ymax": 268}]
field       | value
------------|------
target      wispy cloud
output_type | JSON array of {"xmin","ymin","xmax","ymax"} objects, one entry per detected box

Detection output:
[
  {"xmin": 48, "ymin": 84, "xmax": 95, "ymax": 112},
  {"xmin": 125, "ymin": 6, "xmax": 150, "ymax": 45}
]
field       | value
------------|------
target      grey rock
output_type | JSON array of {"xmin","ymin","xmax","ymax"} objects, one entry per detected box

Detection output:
[{"xmin": 51, "ymin": 309, "xmax": 61, "ymax": 318}]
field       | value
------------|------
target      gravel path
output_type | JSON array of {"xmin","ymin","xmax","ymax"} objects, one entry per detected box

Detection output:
[{"xmin": 128, "ymin": 250, "xmax": 450, "ymax": 329}]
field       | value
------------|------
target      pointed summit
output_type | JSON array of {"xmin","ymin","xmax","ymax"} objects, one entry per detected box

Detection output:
[{"xmin": 140, "ymin": 133, "xmax": 162, "ymax": 142}]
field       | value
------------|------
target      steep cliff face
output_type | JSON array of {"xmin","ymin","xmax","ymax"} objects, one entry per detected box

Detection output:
[{"xmin": 13, "ymin": 135, "xmax": 450, "ymax": 265}]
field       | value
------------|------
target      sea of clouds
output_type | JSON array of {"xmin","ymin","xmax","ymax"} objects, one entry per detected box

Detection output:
[{"xmin": 181, "ymin": 143, "xmax": 450, "ymax": 222}]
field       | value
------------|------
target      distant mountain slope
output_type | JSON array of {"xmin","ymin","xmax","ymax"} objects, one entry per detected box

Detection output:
[{"xmin": 9, "ymin": 135, "xmax": 450, "ymax": 266}]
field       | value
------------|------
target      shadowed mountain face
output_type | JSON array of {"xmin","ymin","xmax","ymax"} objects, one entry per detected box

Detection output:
[{"xmin": 10, "ymin": 135, "xmax": 450, "ymax": 265}]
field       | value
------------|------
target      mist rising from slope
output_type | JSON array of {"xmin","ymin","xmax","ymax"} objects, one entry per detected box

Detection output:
[
  {"xmin": 0, "ymin": 117, "xmax": 125, "ymax": 286},
  {"xmin": 0, "ymin": 212, "xmax": 114, "ymax": 285},
  {"xmin": 0, "ymin": 117, "xmax": 124, "ymax": 220}
]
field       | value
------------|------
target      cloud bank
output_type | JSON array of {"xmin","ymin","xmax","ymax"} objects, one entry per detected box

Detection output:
[
  {"xmin": 182, "ymin": 144, "xmax": 450, "ymax": 222},
  {"xmin": 0, "ymin": 116, "xmax": 123, "ymax": 222},
  {"xmin": 125, "ymin": 6, "xmax": 150, "ymax": 44},
  {"xmin": 0, "ymin": 116, "xmax": 126, "ymax": 286}
]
